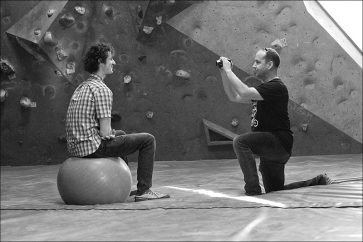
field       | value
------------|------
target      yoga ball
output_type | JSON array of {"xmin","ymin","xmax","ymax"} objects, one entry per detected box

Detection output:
[{"xmin": 57, "ymin": 157, "xmax": 132, "ymax": 205}]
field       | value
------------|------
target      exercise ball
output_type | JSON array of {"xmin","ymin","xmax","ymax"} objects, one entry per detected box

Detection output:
[{"xmin": 57, "ymin": 157, "xmax": 132, "ymax": 205}]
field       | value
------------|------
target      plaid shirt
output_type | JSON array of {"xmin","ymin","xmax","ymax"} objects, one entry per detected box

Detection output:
[{"xmin": 66, "ymin": 74, "xmax": 113, "ymax": 157}]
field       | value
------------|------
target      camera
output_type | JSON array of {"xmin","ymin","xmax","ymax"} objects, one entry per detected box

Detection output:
[{"xmin": 216, "ymin": 58, "xmax": 232, "ymax": 68}]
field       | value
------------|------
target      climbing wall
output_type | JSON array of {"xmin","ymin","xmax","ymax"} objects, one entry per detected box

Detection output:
[
  {"xmin": 168, "ymin": 1, "xmax": 362, "ymax": 143},
  {"xmin": 0, "ymin": 1, "xmax": 361, "ymax": 166},
  {"xmin": 0, "ymin": 1, "xmax": 97, "ymax": 166}
]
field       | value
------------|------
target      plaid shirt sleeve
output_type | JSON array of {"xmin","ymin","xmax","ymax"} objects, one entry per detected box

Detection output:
[{"xmin": 94, "ymin": 86, "xmax": 113, "ymax": 119}]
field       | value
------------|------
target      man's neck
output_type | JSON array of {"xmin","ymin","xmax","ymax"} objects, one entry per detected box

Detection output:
[
  {"xmin": 264, "ymin": 72, "xmax": 278, "ymax": 83},
  {"xmin": 93, "ymin": 71, "xmax": 105, "ymax": 81}
]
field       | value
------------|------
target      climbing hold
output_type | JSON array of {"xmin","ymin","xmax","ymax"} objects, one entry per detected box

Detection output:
[
  {"xmin": 156, "ymin": 16, "xmax": 162, "ymax": 25},
  {"xmin": 55, "ymin": 46, "xmax": 68, "ymax": 61},
  {"xmin": 136, "ymin": 5, "xmax": 143, "ymax": 18},
  {"xmin": 302, "ymin": 123, "xmax": 308, "ymax": 131},
  {"xmin": 54, "ymin": 70, "xmax": 62, "ymax": 76},
  {"xmin": 20, "ymin": 96, "xmax": 32, "ymax": 109},
  {"xmin": 174, "ymin": 70, "xmax": 190, "ymax": 79},
  {"xmin": 105, "ymin": 6, "xmax": 113, "ymax": 17},
  {"xmin": 75, "ymin": 6, "xmax": 85, "ymax": 15},
  {"xmin": 0, "ymin": 58, "xmax": 16, "ymax": 79},
  {"xmin": 111, "ymin": 111, "xmax": 121, "ymax": 121},
  {"xmin": 34, "ymin": 29, "xmax": 41, "ymax": 36},
  {"xmin": 143, "ymin": 26, "xmax": 154, "ymax": 34},
  {"xmin": 43, "ymin": 31, "xmax": 58, "ymax": 46},
  {"xmin": 66, "ymin": 62, "xmax": 76, "ymax": 74},
  {"xmin": 138, "ymin": 55, "xmax": 146, "ymax": 61},
  {"xmin": 123, "ymin": 75, "xmax": 131, "ymax": 84},
  {"xmin": 146, "ymin": 111, "xmax": 154, "ymax": 119},
  {"xmin": 18, "ymin": 140, "xmax": 23, "ymax": 146},
  {"xmin": 231, "ymin": 118, "xmax": 239, "ymax": 127},
  {"xmin": 282, "ymin": 38, "xmax": 288, "ymax": 46},
  {"xmin": 59, "ymin": 14, "xmax": 75, "ymax": 28},
  {"xmin": 47, "ymin": 9, "xmax": 55, "ymax": 17},
  {"xmin": 0, "ymin": 89, "xmax": 8, "ymax": 102},
  {"xmin": 271, "ymin": 38, "xmax": 288, "ymax": 49}
]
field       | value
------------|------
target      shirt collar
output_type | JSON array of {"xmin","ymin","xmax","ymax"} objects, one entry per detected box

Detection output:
[{"xmin": 89, "ymin": 74, "xmax": 104, "ymax": 82}]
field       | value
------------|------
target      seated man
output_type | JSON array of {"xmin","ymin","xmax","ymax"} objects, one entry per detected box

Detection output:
[{"xmin": 65, "ymin": 43, "xmax": 170, "ymax": 202}]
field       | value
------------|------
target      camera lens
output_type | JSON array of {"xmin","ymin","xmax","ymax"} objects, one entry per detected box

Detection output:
[{"xmin": 216, "ymin": 60, "xmax": 223, "ymax": 68}]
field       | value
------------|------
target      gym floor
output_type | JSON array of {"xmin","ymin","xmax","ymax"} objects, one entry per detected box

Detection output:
[{"xmin": 1, "ymin": 153, "xmax": 362, "ymax": 241}]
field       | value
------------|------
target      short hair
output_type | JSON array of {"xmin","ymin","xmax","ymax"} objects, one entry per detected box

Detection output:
[
  {"xmin": 262, "ymin": 47, "xmax": 280, "ymax": 69},
  {"xmin": 83, "ymin": 43, "xmax": 114, "ymax": 73}
]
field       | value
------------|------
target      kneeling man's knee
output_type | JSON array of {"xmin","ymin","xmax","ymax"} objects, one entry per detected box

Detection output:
[
  {"xmin": 233, "ymin": 134, "xmax": 248, "ymax": 149},
  {"xmin": 147, "ymin": 133, "xmax": 155, "ymax": 140},
  {"xmin": 145, "ymin": 133, "xmax": 155, "ymax": 144}
]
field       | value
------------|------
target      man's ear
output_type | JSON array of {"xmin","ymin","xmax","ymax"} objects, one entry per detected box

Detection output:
[
  {"xmin": 98, "ymin": 59, "xmax": 105, "ymax": 69},
  {"xmin": 267, "ymin": 61, "xmax": 274, "ymax": 70}
]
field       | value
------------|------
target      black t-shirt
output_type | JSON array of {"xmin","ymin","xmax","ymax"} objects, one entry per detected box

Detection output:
[{"xmin": 252, "ymin": 78, "xmax": 294, "ymax": 154}]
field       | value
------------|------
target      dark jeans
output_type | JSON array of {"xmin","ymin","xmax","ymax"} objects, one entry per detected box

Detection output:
[
  {"xmin": 233, "ymin": 132, "xmax": 325, "ymax": 195},
  {"xmin": 85, "ymin": 130, "xmax": 155, "ymax": 194}
]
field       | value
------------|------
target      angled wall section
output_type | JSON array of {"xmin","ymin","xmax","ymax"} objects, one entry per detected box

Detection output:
[{"xmin": 6, "ymin": 1, "xmax": 95, "ymax": 85}]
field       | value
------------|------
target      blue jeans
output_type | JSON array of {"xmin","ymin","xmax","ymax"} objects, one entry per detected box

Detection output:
[
  {"xmin": 233, "ymin": 132, "xmax": 328, "ymax": 195},
  {"xmin": 85, "ymin": 130, "xmax": 155, "ymax": 194},
  {"xmin": 233, "ymin": 132, "xmax": 290, "ymax": 195}
]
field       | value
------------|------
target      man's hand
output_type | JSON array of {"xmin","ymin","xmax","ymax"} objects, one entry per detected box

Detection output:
[
  {"xmin": 101, "ymin": 129, "xmax": 116, "ymax": 140},
  {"xmin": 101, "ymin": 134, "xmax": 115, "ymax": 140},
  {"xmin": 219, "ymin": 57, "xmax": 233, "ymax": 72}
]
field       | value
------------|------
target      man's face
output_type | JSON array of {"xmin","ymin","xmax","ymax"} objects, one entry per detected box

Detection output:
[
  {"xmin": 252, "ymin": 50, "xmax": 271, "ymax": 80},
  {"xmin": 100, "ymin": 51, "xmax": 116, "ymax": 75}
]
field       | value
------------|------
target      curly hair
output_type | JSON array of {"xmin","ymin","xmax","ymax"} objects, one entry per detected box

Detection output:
[{"xmin": 83, "ymin": 43, "xmax": 114, "ymax": 73}]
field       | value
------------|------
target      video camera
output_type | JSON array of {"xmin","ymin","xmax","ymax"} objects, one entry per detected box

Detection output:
[{"xmin": 216, "ymin": 58, "xmax": 233, "ymax": 68}]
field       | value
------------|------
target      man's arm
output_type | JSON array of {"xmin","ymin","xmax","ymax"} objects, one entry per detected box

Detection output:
[
  {"xmin": 220, "ymin": 71, "xmax": 253, "ymax": 103},
  {"xmin": 99, "ymin": 117, "xmax": 115, "ymax": 140},
  {"xmin": 219, "ymin": 57, "xmax": 263, "ymax": 102}
]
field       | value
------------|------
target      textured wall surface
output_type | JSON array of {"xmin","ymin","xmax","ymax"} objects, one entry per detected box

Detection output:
[
  {"xmin": 0, "ymin": 1, "xmax": 361, "ymax": 166},
  {"xmin": 168, "ymin": 1, "xmax": 362, "ymax": 143}
]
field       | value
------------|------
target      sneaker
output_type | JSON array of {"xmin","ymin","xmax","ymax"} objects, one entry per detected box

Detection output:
[
  {"xmin": 129, "ymin": 190, "xmax": 138, "ymax": 196},
  {"xmin": 245, "ymin": 192, "xmax": 262, "ymax": 196},
  {"xmin": 134, "ymin": 189, "xmax": 170, "ymax": 202},
  {"xmin": 317, "ymin": 174, "xmax": 334, "ymax": 185}
]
